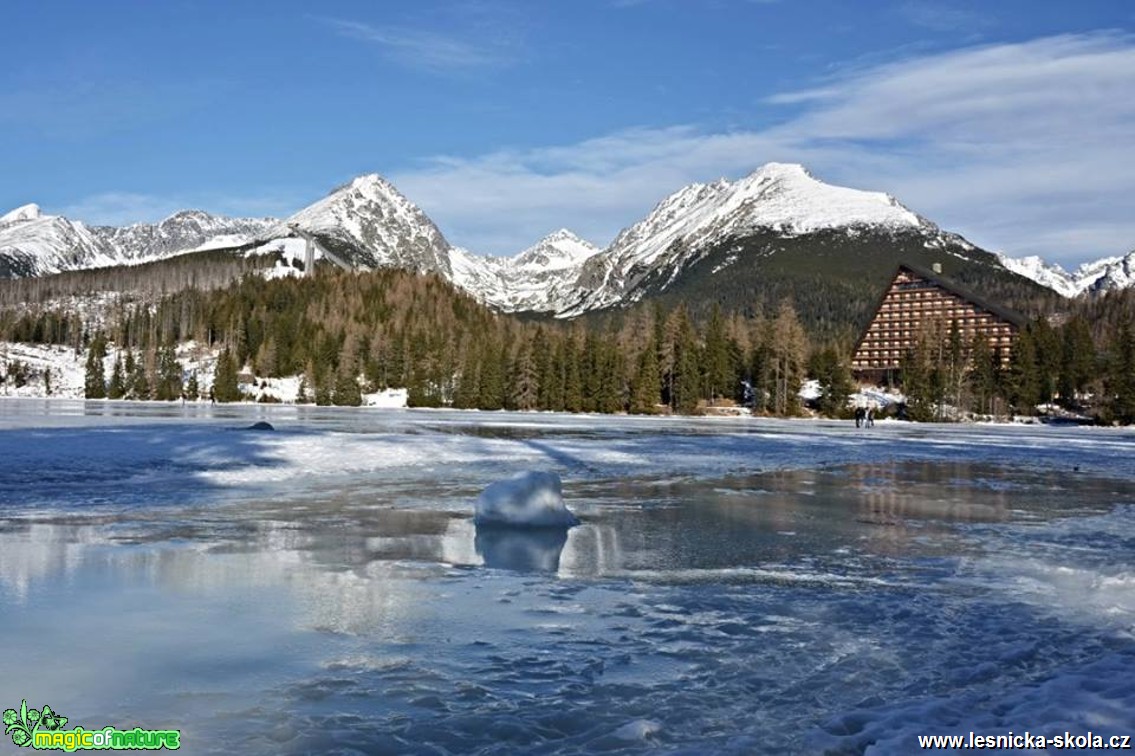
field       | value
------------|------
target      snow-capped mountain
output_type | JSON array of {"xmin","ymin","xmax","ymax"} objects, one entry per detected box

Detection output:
[
  {"xmin": 94, "ymin": 210, "xmax": 273, "ymax": 261},
  {"xmin": 261, "ymin": 174, "xmax": 453, "ymax": 276},
  {"xmin": 561, "ymin": 162, "xmax": 955, "ymax": 315},
  {"xmin": 998, "ymin": 250, "xmax": 1135, "ymax": 298},
  {"xmin": 6, "ymin": 163, "xmax": 1131, "ymax": 314},
  {"xmin": 449, "ymin": 229, "xmax": 600, "ymax": 313},
  {"xmin": 0, "ymin": 203, "xmax": 273, "ymax": 278}
]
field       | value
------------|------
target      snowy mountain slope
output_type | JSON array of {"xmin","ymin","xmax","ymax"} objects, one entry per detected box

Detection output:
[
  {"xmin": 560, "ymin": 162, "xmax": 957, "ymax": 316},
  {"xmin": 92, "ymin": 210, "xmax": 273, "ymax": 262},
  {"xmin": 262, "ymin": 174, "xmax": 454, "ymax": 276},
  {"xmin": 0, "ymin": 203, "xmax": 274, "ymax": 278},
  {"xmin": 997, "ymin": 249, "xmax": 1135, "ymax": 297},
  {"xmin": 0, "ymin": 203, "xmax": 43, "ymax": 225},
  {"xmin": 449, "ymin": 229, "xmax": 600, "ymax": 312},
  {"xmin": 0, "ymin": 210, "xmax": 119, "ymax": 277},
  {"xmin": 1073, "ymin": 250, "xmax": 1135, "ymax": 294}
]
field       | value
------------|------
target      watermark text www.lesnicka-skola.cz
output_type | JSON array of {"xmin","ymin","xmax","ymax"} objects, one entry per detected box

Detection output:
[
  {"xmin": 918, "ymin": 731, "xmax": 1132, "ymax": 750},
  {"xmin": 4, "ymin": 700, "xmax": 181, "ymax": 751}
]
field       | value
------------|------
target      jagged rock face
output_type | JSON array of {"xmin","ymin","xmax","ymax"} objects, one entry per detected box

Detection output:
[
  {"xmin": 264, "ymin": 174, "xmax": 454, "ymax": 276},
  {"xmin": 92, "ymin": 211, "xmax": 274, "ymax": 262},
  {"xmin": 558, "ymin": 163, "xmax": 948, "ymax": 316},
  {"xmin": 0, "ymin": 204, "xmax": 273, "ymax": 278},
  {"xmin": 3, "ymin": 163, "xmax": 1128, "ymax": 307},
  {"xmin": 0, "ymin": 214, "xmax": 115, "ymax": 277},
  {"xmin": 998, "ymin": 249, "xmax": 1135, "ymax": 297},
  {"xmin": 449, "ymin": 229, "xmax": 601, "ymax": 313}
]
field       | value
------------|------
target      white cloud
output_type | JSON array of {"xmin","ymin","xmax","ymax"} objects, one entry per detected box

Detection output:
[
  {"xmin": 390, "ymin": 31, "xmax": 1135, "ymax": 266},
  {"xmin": 58, "ymin": 191, "xmax": 297, "ymax": 227}
]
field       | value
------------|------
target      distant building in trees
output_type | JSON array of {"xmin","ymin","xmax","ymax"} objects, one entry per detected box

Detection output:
[{"xmin": 851, "ymin": 263, "xmax": 1027, "ymax": 382}]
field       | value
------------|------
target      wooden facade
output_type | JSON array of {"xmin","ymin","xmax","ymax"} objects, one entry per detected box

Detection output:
[{"xmin": 851, "ymin": 263, "xmax": 1027, "ymax": 380}]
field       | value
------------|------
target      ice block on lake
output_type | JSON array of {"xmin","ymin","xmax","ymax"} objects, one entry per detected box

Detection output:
[{"xmin": 474, "ymin": 471, "xmax": 580, "ymax": 527}]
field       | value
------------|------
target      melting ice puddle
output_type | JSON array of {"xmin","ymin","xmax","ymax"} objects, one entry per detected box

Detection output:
[{"xmin": 0, "ymin": 404, "xmax": 1133, "ymax": 754}]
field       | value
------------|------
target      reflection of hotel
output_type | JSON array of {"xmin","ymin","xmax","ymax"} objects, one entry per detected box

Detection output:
[{"xmin": 852, "ymin": 263, "xmax": 1027, "ymax": 382}]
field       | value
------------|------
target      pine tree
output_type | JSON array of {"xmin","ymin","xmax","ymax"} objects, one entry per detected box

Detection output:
[
  {"xmin": 155, "ymin": 344, "xmax": 183, "ymax": 401},
  {"xmin": 630, "ymin": 336, "xmax": 661, "ymax": 414},
  {"xmin": 703, "ymin": 303, "xmax": 732, "ymax": 404},
  {"xmin": 478, "ymin": 338, "xmax": 505, "ymax": 410},
  {"xmin": 185, "ymin": 371, "xmax": 200, "ymax": 401},
  {"xmin": 1058, "ymin": 316, "xmax": 1095, "ymax": 408},
  {"xmin": 1104, "ymin": 315, "xmax": 1135, "ymax": 424},
  {"xmin": 332, "ymin": 365, "xmax": 363, "ymax": 406},
  {"xmin": 811, "ymin": 346, "xmax": 853, "ymax": 417},
  {"xmin": 453, "ymin": 347, "xmax": 481, "ymax": 409},
  {"xmin": 1005, "ymin": 328, "xmax": 1040, "ymax": 415},
  {"xmin": 562, "ymin": 334, "xmax": 583, "ymax": 413},
  {"xmin": 213, "ymin": 348, "xmax": 240, "ymax": 403},
  {"xmin": 510, "ymin": 341, "xmax": 539, "ymax": 411},
  {"xmin": 108, "ymin": 357, "xmax": 126, "ymax": 399},
  {"xmin": 84, "ymin": 336, "xmax": 107, "ymax": 399},
  {"xmin": 130, "ymin": 354, "xmax": 151, "ymax": 400}
]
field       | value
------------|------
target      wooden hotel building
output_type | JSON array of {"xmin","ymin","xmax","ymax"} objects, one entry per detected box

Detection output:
[{"xmin": 851, "ymin": 263, "xmax": 1027, "ymax": 382}]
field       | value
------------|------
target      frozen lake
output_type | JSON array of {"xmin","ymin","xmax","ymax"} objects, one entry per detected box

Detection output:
[{"xmin": 1, "ymin": 400, "xmax": 1133, "ymax": 754}]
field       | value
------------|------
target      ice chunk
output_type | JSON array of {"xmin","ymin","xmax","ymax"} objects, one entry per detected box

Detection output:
[
  {"xmin": 613, "ymin": 719, "xmax": 661, "ymax": 741},
  {"xmin": 473, "ymin": 471, "xmax": 579, "ymax": 527}
]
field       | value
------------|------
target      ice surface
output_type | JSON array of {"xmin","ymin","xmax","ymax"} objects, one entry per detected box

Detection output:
[
  {"xmin": 0, "ymin": 403, "xmax": 1132, "ymax": 754},
  {"xmin": 474, "ymin": 470, "xmax": 580, "ymax": 527}
]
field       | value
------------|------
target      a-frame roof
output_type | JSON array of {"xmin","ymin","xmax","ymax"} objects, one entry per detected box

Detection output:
[{"xmin": 852, "ymin": 262, "xmax": 1029, "ymax": 360}]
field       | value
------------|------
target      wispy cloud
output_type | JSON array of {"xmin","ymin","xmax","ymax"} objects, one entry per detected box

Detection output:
[
  {"xmin": 898, "ymin": 2, "xmax": 993, "ymax": 33},
  {"xmin": 392, "ymin": 31, "xmax": 1135, "ymax": 266},
  {"xmin": 320, "ymin": 17, "xmax": 513, "ymax": 73},
  {"xmin": 59, "ymin": 190, "xmax": 300, "ymax": 226}
]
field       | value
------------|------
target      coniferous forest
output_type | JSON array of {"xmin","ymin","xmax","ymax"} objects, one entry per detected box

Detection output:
[{"xmin": 1, "ymin": 265, "xmax": 1134, "ymax": 424}]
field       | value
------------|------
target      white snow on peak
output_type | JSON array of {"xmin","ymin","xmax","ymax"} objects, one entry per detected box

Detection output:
[
  {"xmin": 514, "ymin": 229, "xmax": 601, "ymax": 271},
  {"xmin": 996, "ymin": 253, "xmax": 1079, "ymax": 298},
  {"xmin": 998, "ymin": 249, "xmax": 1135, "ymax": 298},
  {"xmin": 448, "ymin": 229, "xmax": 599, "ymax": 313},
  {"xmin": 0, "ymin": 203, "xmax": 43, "ymax": 225},
  {"xmin": 266, "ymin": 172, "xmax": 453, "ymax": 276},
  {"xmin": 563, "ymin": 162, "xmax": 933, "ymax": 315}
]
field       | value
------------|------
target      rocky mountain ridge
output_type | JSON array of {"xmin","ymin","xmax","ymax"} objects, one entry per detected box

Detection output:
[{"xmin": 2, "ymin": 164, "xmax": 1129, "ymax": 313}]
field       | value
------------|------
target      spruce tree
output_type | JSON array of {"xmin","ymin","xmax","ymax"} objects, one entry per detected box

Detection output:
[
  {"xmin": 1105, "ymin": 316, "xmax": 1135, "ymax": 424},
  {"xmin": 703, "ymin": 303, "xmax": 732, "ymax": 404},
  {"xmin": 630, "ymin": 336, "xmax": 661, "ymax": 414},
  {"xmin": 84, "ymin": 336, "xmax": 107, "ymax": 399},
  {"xmin": 108, "ymin": 357, "xmax": 126, "ymax": 399},
  {"xmin": 185, "ymin": 371, "xmax": 200, "ymax": 401},
  {"xmin": 811, "ymin": 346, "xmax": 853, "ymax": 417},
  {"xmin": 1005, "ymin": 328, "xmax": 1040, "ymax": 415},
  {"xmin": 1058, "ymin": 316, "xmax": 1095, "ymax": 407},
  {"xmin": 333, "ymin": 365, "xmax": 363, "ymax": 406},
  {"xmin": 212, "ymin": 348, "xmax": 240, "ymax": 403}
]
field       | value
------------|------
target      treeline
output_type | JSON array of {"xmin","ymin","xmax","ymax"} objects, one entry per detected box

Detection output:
[
  {"xmin": 5, "ymin": 265, "xmax": 1135, "ymax": 424},
  {"xmin": 47, "ymin": 268, "xmax": 816, "ymax": 413},
  {"xmin": 0, "ymin": 248, "xmax": 278, "ymax": 309}
]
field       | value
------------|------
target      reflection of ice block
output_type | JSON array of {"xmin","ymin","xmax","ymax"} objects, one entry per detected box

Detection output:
[
  {"xmin": 475, "ymin": 527, "xmax": 568, "ymax": 571},
  {"xmin": 474, "ymin": 471, "xmax": 580, "ymax": 527}
]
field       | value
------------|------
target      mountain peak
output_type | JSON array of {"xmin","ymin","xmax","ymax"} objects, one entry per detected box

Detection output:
[
  {"xmin": 515, "ymin": 229, "xmax": 600, "ymax": 270},
  {"xmin": 1, "ymin": 203, "xmax": 43, "ymax": 225}
]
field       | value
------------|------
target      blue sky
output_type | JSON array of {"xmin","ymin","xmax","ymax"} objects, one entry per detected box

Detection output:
[{"xmin": 3, "ymin": 1, "xmax": 1133, "ymax": 267}]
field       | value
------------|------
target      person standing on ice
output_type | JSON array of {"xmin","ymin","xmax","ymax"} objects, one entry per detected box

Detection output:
[
  {"xmin": 854, "ymin": 406, "xmax": 865, "ymax": 428},
  {"xmin": 866, "ymin": 405, "xmax": 875, "ymax": 428}
]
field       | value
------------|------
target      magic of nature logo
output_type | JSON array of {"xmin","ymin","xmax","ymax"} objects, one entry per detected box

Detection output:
[{"xmin": 4, "ymin": 700, "xmax": 180, "ymax": 751}]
